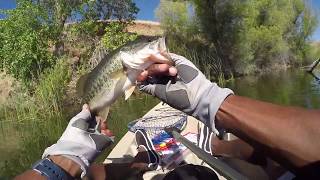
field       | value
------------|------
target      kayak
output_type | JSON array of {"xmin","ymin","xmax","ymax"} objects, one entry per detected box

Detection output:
[
  {"xmin": 104, "ymin": 102, "xmax": 228, "ymax": 180},
  {"xmin": 103, "ymin": 103, "xmax": 291, "ymax": 180}
]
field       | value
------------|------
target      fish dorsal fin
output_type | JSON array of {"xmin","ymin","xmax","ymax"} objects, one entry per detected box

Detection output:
[
  {"xmin": 125, "ymin": 86, "xmax": 135, "ymax": 100},
  {"xmin": 76, "ymin": 74, "xmax": 90, "ymax": 97}
]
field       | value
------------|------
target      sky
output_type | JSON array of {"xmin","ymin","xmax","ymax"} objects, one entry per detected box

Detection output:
[
  {"xmin": 310, "ymin": 0, "xmax": 320, "ymax": 41},
  {"xmin": 0, "ymin": 0, "xmax": 320, "ymax": 41},
  {"xmin": 134, "ymin": 0, "xmax": 160, "ymax": 21}
]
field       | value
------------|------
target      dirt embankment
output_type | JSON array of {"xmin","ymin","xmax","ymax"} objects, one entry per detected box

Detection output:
[{"xmin": 126, "ymin": 20, "xmax": 163, "ymax": 36}]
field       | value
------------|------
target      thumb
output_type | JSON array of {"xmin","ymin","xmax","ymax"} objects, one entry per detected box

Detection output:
[
  {"xmin": 68, "ymin": 104, "xmax": 93, "ymax": 130},
  {"xmin": 139, "ymin": 83, "xmax": 168, "ymax": 103},
  {"xmin": 71, "ymin": 108, "xmax": 92, "ymax": 124}
]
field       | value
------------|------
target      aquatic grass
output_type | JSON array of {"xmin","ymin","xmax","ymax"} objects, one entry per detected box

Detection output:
[
  {"xmin": 167, "ymin": 38, "xmax": 229, "ymax": 85},
  {"xmin": 0, "ymin": 59, "xmax": 72, "ymax": 178}
]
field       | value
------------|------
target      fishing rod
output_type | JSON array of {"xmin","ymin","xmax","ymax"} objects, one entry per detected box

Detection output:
[{"xmin": 165, "ymin": 127, "xmax": 248, "ymax": 180}]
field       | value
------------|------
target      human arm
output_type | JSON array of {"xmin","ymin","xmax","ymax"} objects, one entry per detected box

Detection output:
[
  {"xmin": 15, "ymin": 155, "xmax": 82, "ymax": 180},
  {"xmin": 15, "ymin": 104, "xmax": 114, "ymax": 179},
  {"xmin": 217, "ymin": 95, "xmax": 320, "ymax": 169},
  {"xmin": 139, "ymin": 53, "xmax": 320, "ymax": 175}
]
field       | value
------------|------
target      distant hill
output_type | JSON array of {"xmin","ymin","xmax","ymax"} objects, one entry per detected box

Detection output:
[
  {"xmin": 127, "ymin": 20, "xmax": 163, "ymax": 36},
  {"xmin": 65, "ymin": 20, "xmax": 163, "ymax": 37}
]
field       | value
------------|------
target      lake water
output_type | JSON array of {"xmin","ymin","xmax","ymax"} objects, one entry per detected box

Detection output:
[
  {"xmin": 227, "ymin": 69, "xmax": 320, "ymax": 109},
  {"xmin": 1, "ymin": 69, "xmax": 319, "ymax": 178},
  {"xmin": 95, "ymin": 68, "xmax": 320, "ymax": 163}
]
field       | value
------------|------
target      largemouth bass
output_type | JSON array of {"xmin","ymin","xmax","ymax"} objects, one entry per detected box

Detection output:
[{"xmin": 77, "ymin": 37, "xmax": 172, "ymax": 118}]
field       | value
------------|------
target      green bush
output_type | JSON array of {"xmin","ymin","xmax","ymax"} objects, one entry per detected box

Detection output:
[
  {"xmin": 156, "ymin": 1, "xmax": 225, "ymax": 79},
  {"xmin": 193, "ymin": 0, "xmax": 317, "ymax": 73},
  {"xmin": 0, "ymin": 1, "xmax": 54, "ymax": 86},
  {"xmin": 0, "ymin": 0, "xmax": 139, "ymax": 86},
  {"xmin": 157, "ymin": 0, "xmax": 318, "ymax": 75},
  {"xmin": 155, "ymin": 0, "xmax": 199, "ymax": 38},
  {"xmin": 102, "ymin": 22, "xmax": 138, "ymax": 51}
]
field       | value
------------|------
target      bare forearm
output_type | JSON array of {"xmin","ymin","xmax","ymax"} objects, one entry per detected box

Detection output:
[
  {"xmin": 14, "ymin": 156, "xmax": 81, "ymax": 180},
  {"xmin": 15, "ymin": 170, "xmax": 46, "ymax": 180},
  {"xmin": 216, "ymin": 95, "xmax": 320, "ymax": 169}
]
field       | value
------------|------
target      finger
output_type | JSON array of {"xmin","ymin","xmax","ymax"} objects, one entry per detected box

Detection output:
[
  {"xmin": 136, "ymin": 70, "xmax": 148, "ymax": 82},
  {"xmin": 99, "ymin": 119, "xmax": 114, "ymax": 137},
  {"xmin": 71, "ymin": 104, "xmax": 91, "ymax": 123},
  {"xmin": 137, "ymin": 64, "xmax": 173, "ymax": 82},
  {"xmin": 149, "ymin": 53, "xmax": 173, "ymax": 66},
  {"xmin": 101, "ymin": 129, "xmax": 114, "ymax": 137},
  {"xmin": 100, "ymin": 118, "xmax": 108, "ymax": 130},
  {"xmin": 139, "ymin": 84, "xmax": 168, "ymax": 101},
  {"xmin": 168, "ymin": 67, "xmax": 178, "ymax": 76},
  {"xmin": 147, "ymin": 64, "xmax": 176, "ymax": 76}
]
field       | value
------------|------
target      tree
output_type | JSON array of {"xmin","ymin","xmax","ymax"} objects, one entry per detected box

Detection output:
[
  {"xmin": 0, "ymin": 0, "xmax": 138, "ymax": 85},
  {"xmin": 158, "ymin": 0, "xmax": 318, "ymax": 75},
  {"xmin": 33, "ymin": 0, "xmax": 139, "ymax": 56},
  {"xmin": 102, "ymin": 21, "xmax": 137, "ymax": 51},
  {"xmin": 155, "ymin": 0, "xmax": 199, "ymax": 38},
  {"xmin": 192, "ymin": 0, "xmax": 318, "ymax": 74},
  {"xmin": 0, "ymin": 1, "xmax": 53, "ymax": 85}
]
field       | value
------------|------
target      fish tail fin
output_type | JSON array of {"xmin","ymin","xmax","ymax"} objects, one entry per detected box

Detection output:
[
  {"xmin": 76, "ymin": 74, "xmax": 89, "ymax": 97},
  {"xmin": 99, "ymin": 107, "xmax": 110, "ymax": 120}
]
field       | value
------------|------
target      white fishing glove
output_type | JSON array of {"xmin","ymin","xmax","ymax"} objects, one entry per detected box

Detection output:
[
  {"xmin": 140, "ymin": 53, "xmax": 234, "ymax": 134},
  {"xmin": 42, "ymin": 105, "xmax": 114, "ymax": 177}
]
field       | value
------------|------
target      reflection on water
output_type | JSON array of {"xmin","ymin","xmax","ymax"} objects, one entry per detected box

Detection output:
[
  {"xmin": 108, "ymin": 92, "xmax": 159, "ymax": 139},
  {"xmin": 227, "ymin": 69, "xmax": 320, "ymax": 109}
]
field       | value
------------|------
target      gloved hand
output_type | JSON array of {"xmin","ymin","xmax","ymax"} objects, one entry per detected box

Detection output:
[
  {"xmin": 42, "ymin": 104, "xmax": 114, "ymax": 177},
  {"xmin": 139, "ymin": 53, "xmax": 234, "ymax": 134}
]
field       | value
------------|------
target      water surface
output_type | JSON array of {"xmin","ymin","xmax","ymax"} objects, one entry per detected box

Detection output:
[{"xmin": 227, "ymin": 69, "xmax": 320, "ymax": 109}]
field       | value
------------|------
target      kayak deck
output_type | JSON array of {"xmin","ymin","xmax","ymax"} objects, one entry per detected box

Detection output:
[{"xmin": 104, "ymin": 103, "xmax": 227, "ymax": 180}]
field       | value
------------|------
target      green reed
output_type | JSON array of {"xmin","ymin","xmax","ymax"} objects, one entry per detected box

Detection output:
[
  {"xmin": 167, "ymin": 37, "xmax": 230, "ymax": 86},
  {"xmin": 0, "ymin": 60, "xmax": 71, "ymax": 178},
  {"xmin": 0, "ymin": 59, "xmax": 160, "ymax": 178}
]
